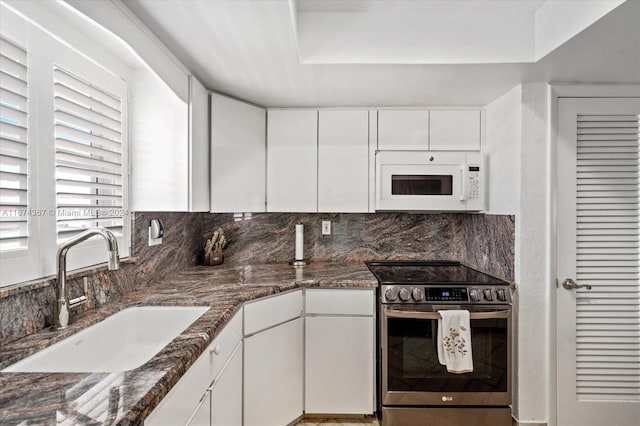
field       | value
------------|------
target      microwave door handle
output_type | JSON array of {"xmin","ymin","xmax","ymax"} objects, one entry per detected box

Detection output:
[
  {"xmin": 385, "ymin": 309, "xmax": 511, "ymax": 320},
  {"xmin": 460, "ymin": 164, "xmax": 468, "ymax": 201}
]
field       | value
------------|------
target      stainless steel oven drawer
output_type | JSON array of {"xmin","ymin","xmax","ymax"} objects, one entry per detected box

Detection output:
[{"xmin": 382, "ymin": 406, "xmax": 512, "ymax": 426}]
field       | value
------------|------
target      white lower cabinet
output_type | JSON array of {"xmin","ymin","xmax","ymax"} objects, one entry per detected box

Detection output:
[
  {"xmin": 211, "ymin": 342, "xmax": 243, "ymax": 426},
  {"xmin": 145, "ymin": 311, "xmax": 243, "ymax": 426},
  {"xmin": 305, "ymin": 289, "xmax": 376, "ymax": 415},
  {"xmin": 147, "ymin": 288, "xmax": 374, "ymax": 426},
  {"xmin": 244, "ymin": 317, "xmax": 304, "ymax": 426},
  {"xmin": 186, "ymin": 392, "xmax": 211, "ymax": 426}
]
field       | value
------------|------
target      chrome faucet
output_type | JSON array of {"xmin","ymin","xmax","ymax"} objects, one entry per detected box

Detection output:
[{"xmin": 54, "ymin": 228, "xmax": 120, "ymax": 330}]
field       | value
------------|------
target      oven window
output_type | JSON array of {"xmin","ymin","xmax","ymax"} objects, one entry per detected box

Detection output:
[
  {"xmin": 387, "ymin": 317, "xmax": 508, "ymax": 393},
  {"xmin": 391, "ymin": 175, "xmax": 453, "ymax": 195}
]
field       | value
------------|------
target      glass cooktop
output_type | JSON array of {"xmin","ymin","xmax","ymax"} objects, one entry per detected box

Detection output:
[{"xmin": 365, "ymin": 260, "xmax": 509, "ymax": 286}]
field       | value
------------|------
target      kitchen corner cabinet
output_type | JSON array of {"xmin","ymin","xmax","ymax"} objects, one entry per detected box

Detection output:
[
  {"xmin": 210, "ymin": 93, "xmax": 266, "ymax": 213},
  {"xmin": 145, "ymin": 311, "xmax": 243, "ymax": 426},
  {"xmin": 318, "ymin": 110, "xmax": 370, "ymax": 212},
  {"xmin": 267, "ymin": 109, "xmax": 318, "ymax": 212},
  {"xmin": 243, "ymin": 290, "xmax": 304, "ymax": 426},
  {"xmin": 305, "ymin": 289, "xmax": 376, "ymax": 415}
]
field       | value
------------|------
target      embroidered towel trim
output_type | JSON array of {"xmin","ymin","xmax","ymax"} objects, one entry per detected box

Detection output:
[{"xmin": 437, "ymin": 310, "xmax": 473, "ymax": 374}]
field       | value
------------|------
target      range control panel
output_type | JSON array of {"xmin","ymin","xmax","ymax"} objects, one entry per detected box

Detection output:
[{"xmin": 382, "ymin": 285, "xmax": 511, "ymax": 304}]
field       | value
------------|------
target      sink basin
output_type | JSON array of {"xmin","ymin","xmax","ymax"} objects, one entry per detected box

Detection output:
[{"xmin": 2, "ymin": 306, "xmax": 209, "ymax": 373}]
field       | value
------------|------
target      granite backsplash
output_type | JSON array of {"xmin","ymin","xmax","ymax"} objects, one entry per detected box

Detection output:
[
  {"xmin": 203, "ymin": 213, "xmax": 515, "ymax": 281},
  {"xmin": 0, "ymin": 212, "xmax": 203, "ymax": 346},
  {"xmin": 1, "ymin": 211, "xmax": 514, "ymax": 346}
]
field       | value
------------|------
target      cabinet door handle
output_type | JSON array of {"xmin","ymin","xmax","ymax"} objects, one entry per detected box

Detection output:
[{"xmin": 210, "ymin": 345, "xmax": 221, "ymax": 355}]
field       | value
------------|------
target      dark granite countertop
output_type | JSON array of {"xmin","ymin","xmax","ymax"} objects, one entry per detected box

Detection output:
[{"xmin": 0, "ymin": 261, "xmax": 377, "ymax": 425}]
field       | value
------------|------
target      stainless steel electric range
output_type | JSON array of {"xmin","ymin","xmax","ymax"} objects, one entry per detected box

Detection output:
[{"xmin": 366, "ymin": 261, "xmax": 513, "ymax": 426}]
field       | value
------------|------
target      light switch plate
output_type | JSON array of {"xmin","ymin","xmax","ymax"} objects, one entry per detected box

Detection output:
[{"xmin": 148, "ymin": 226, "xmax": 162, "ymax": 246}]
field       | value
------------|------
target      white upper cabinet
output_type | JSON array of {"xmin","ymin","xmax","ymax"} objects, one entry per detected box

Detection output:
[
  {"xmin": 429, "ymin": 109, "xmax": 482, "ymax": 151},
  {"xmin": 318, "ymin": 110, "xmax": 370, "ymax": 213},
  {"xmin": 377, "ymin": 109, "xmax": 483, "ymax": 152},
  {"xmin": 210, "ymin": 94, "xmax": 266, "ymax": 213},
  {"xmin": 267, "ymin": 109, "xmax": 318, "ymax": 212},
  {"xmin": 377, "ymin": 110, "xmax": 429, "ymax": 150}
]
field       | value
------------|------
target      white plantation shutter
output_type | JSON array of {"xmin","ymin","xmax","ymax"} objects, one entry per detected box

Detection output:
[
  {"xmin": 53, "ymin": 67, "xmax": 125, "ymax": 242},
  {"xmin": 575, "ymin": 113, "xmax": 640, "ymax": 401},
  {"xmin": 0, "ymin": 35, "xmax": 28, "ymax": 252}
]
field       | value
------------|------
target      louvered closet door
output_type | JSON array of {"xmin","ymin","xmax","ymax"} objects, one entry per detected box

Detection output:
[{"xmin": 557, "ymin": 97, "xmax": 640, "ymax": 426}]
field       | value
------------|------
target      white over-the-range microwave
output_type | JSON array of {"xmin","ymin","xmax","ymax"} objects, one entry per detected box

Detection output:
[{"xmin": 375, "ymin": 151, "xmax": 485, "ymax": 212}]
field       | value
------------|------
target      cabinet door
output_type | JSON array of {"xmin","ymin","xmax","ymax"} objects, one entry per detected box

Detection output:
[
  {"xmin": 377, "ymin": 110, "xmax": 429, "ymax": 150},
  {"xmin": 318, "ymin": 110, "xmax": 369, "ymax": 212},
  {"xmin": 267, "ymin": 109, "xmax": 317, "ymax": 212},
  {"xmin": 186, "ymin": 391, "xmax": 211, "ymax": 426},
  {"xmin": 211, "ymin": 342, "xmax": 242, "ymax": 426},
  {"xmin": 429, "ymin": 110, "xmax": 481, "ymax": 151},
  {"xmin": 210, "ymin": 93, "xmax": 266, "ymax": 212},
  {"xmin": 188, "ymin": 76, "xmax": 210, "ymax": 212},
  {"xmin": 305, "ymin": 316, "xmax": 374, "ymax": 415},
  {"xmin": 244, "ymin": 318, "xmax": 303, "ymax": 426}
]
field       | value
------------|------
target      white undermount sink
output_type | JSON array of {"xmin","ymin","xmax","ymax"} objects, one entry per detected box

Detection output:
[{"xmin": 2, "ymin": 306, "xmax": 210, "ymax": 373}]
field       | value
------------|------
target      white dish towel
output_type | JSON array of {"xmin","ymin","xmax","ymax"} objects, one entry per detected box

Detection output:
[{"xmin": 437, "ymin": 310, "xmax": 473, "ymax": 374}]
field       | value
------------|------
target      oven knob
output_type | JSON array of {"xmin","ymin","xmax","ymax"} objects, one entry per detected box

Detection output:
[
  {"xmin": 483, "ymin": 289, "xmax": 493, "ymax": 301},
  {"xmin": 469, "ymin": 289, "xmax": 481, "ymax": 302},
  {"xmin": 412, "ymin": 287, "xmax": 424, "ymax": 301},
  {"xmin": 496, "ymin": 288, "xmax": 507, "ymax": 301},
  {"xmin": 385, "ymin": 287, "xmax": 399, "ymax": 302},
  {"xmin": 398, "ymin": 288, "xmax": 411, "ymax": 302}
]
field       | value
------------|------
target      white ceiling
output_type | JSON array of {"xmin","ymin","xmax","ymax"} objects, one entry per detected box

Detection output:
[{"xmin": 123, "ymin": 0, "xmax": 639, "ymax": 107}]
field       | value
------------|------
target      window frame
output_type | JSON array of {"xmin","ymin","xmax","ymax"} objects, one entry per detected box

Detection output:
[{"xmin": 0, "ymin": 6, "xmax": 131, "ymax": 287}]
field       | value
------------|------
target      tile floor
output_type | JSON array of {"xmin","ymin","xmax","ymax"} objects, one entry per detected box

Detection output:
[{"xmin": 295, "ymin": 417, "xmax": 380, "ymax": 426}]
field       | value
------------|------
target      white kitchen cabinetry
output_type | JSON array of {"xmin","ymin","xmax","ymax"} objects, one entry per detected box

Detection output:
[
  {"xmin": 210, "ymin": 342, "xmax": 243, "ymax": 426},
  {"xmin": 377, "ymin": 110, "xmax": 429, "ymax": 150},
  {"xmin": 429, "ymin": 110, "xmax": 482, "ymax": 151},
  {"xmin": 132, "ymin": 73, "xmax": 209, "ymax": 211},
  {"xmin": 318, "ymin": 110, "xmax": 370, "ymax": 212},
  {"xmin": 376, "ymin": 109, "xmax": 482, "ymax": 152},
  {"xmin": 186, "ymin": 393, "xmax": 210, "ymax": 426},
  {"xmin": 244, "ymin": 291, "xmax": 304, "ymax": 426},
  {"xmin": 210, "ymin": 93, "xmax": 266, "ymax": 212},
  {"xmin": 305, "ymin": 289, "xmax": 376, "ymax": 415},
  {"xmin": 267, "ymin": 109, "xmax": 318, "ymax": 212},
  {"xmin": 145, "ymin": 311, "xmax": 243, "ymax": 426}
]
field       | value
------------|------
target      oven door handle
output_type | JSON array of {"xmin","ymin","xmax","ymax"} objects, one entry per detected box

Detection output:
[{"xmin": 384, "ymin": 308, "xmax": 511, "ymax": 320}]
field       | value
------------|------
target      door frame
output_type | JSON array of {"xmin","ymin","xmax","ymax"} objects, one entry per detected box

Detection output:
[{"xmin": 549, "ymin": 84, "xmax": 640, "ymax": 426}]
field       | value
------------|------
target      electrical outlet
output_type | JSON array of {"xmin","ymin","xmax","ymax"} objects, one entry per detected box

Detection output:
[{"xmin": 321, "ymin": 220, "xmax": 331, "ymax": 236}]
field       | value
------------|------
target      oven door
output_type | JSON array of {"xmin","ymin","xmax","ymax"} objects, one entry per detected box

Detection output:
[{"xmin": 381, "ymin": 305, "xmax": 511, "ymax": 406}]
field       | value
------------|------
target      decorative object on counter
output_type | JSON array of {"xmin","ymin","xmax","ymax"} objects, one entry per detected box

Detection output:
[
  {"xmin": 291, "ymin": 223, "xmax": 308, "ymax": 266},
  {"xmin": 203, "ymin": 228, "xmax": 228, "ymax": 266}
]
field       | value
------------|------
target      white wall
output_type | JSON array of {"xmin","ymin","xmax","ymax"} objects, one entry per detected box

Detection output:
[
  {"xmin": 130, "ymin": 69, "xmax": 189, "ymax": 211},
  {"xmin": 515, "ymin": 82, "xmax": 551, "ymax": 424},
  {"xmin": 485, "ymin": 85, "xmax": 522, "ymax": 216}
]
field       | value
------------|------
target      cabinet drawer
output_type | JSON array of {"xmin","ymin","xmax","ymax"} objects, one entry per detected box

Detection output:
[
  {"xmin": 306, "ymin": 289, "xmax": 375, "ymax": 316},
  {"xmin": 244, "ymin": 290, "xmax": 303, "ymax": 335}
]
